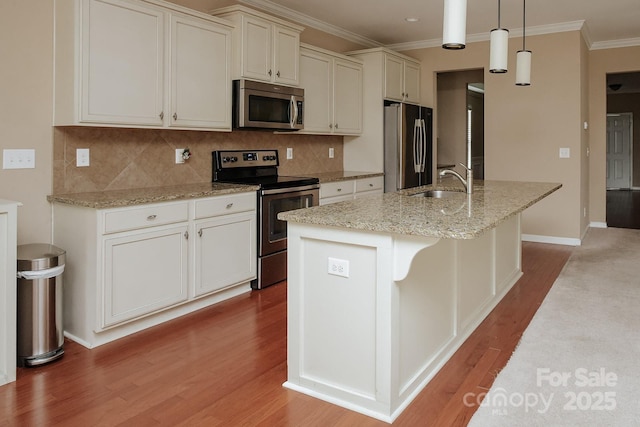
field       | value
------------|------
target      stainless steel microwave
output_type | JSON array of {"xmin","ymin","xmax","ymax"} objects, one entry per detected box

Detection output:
[{"xmin": 233, "ymin": 79, "xmax": 304, "ymax": 131}]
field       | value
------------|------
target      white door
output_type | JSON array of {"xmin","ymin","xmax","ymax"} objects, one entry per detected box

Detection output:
[{"xmin": 606, "ymin": 113, "xmax": 633, "ymax": 189}]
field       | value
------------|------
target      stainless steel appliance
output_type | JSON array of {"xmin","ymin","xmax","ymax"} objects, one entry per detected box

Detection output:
[
  {"xmin": 213, "ymin": 149, "xmax": 319, "ymax": 289},
  {"xmin": 383, "ymin": 103, "xmax": 433, "ymax": 192},
  {"xmin": 233, "ymin": 79, "xmax": 304, "ymax": 131}
]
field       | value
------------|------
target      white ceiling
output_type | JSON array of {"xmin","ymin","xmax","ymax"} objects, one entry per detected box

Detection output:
[{"xmin": 239, "ymin": 0, "xmax": 640, "ymax": 50}]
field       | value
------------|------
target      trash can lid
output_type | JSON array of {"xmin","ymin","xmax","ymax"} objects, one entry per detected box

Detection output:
[{"xmin": 17, "ymin": 243, "xmax": 66, "ymax": 271}]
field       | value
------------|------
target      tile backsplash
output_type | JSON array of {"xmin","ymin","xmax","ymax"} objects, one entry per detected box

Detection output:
[{"xmin": 53, "ymin": 127, "xmax": 343, "ymax": 194}]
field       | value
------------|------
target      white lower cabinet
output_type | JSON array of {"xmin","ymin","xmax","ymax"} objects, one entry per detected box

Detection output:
[
  {"xmin": 103, "ymin": 224, "xmax": 189, "ymax": 328},
  {"xmin": 52, "ymin": 192, "xmax": 256, "ymax": 348},
  {"xmin": 320, "ymin": 176, "xmax": 383, "ymax": 205},
  {"xmin": 194, "ymin": 194, "xmax": 257, "ymax": 296}
]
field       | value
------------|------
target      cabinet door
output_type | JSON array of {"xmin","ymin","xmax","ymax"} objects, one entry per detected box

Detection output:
[
  {"xmin": 384, "ymin": 54, "xmax": 404, "ymax": 102},
  {"xmin": 273, "ymin": 25, "xmax": 300, "ymax": 85},
  {"xmin": 194, "ymin": 212, "xmax": 256, "ymax": 297},
  {"xmin": 241, "ymin": 16, "xmax": 272, "ymax": 82},
  {"xmin": 403, "ymin": 61, "xmax": 421, "ymax": 104},
  {"xmin": 333, "ymin": 59, "xmax": 363, "ymax": 135},
  {"xmin": 170, "ymin": 14, "xmax": 231, "ymax": 129},
  {"xmin": 299, "ymin": 49, "xmax": 332, "ymax": 133},
  {"xmin": 82, "ymin": 0, "xmax": 164, "ymax": 125},
  {"xmin": 102, "ymin": 225, "xmax": 189, "ymax": 328}
]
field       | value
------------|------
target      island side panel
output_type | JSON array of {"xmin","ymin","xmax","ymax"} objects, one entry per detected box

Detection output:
[{"xmin": 285, "ymin": 222, "xmax": 397, "ymax": 420}]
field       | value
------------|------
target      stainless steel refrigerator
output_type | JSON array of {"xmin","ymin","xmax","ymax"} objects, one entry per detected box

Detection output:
[{"xmin": 384, "ymin": 103, "xmax": 433, "ymax": 192}]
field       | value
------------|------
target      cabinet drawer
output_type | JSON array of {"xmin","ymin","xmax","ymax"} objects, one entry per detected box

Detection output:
[
  {"xmin": 356, "ymin": 176, "xmax": 384, "ymax": 193},
  {"xmin": 194, "ymin": 192, "xmax": 256, "ymax": 219},
  {"xmin": 103, "ymin": 202, "xmax": 189, "ymax": 234},
  {"xmin": 320, "ymin": 180, "xmax": 355, "ymax": 198}
]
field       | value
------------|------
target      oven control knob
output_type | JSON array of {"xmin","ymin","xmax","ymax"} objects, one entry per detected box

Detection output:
[
  {"xmin": 230, "ymin": 156, "xmax": 238, "ymax": 162},
  {"xmin": 222, "ymin": 156, "xmax": 230, "ymax": 163},
  {"xmin": 269, "ymin": 155, "xmax": 276, "ymax": 160},
  {"xmin": 262, "ymin": 155, "xmax": 269, "ymax": 161}
]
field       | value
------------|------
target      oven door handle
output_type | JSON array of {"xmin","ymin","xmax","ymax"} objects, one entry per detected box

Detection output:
[{"xmin": 261, "ymin": 184, "xmax": 320, "ymax": 196}]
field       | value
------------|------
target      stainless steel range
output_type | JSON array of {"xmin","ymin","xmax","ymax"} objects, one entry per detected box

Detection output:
[{"xmin": 213, "ymin": 149, "xmax": 319, "ymax": 289}]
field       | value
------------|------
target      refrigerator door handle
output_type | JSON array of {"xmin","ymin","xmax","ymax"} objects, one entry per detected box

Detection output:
[{"xmin": 420, "ymin": 119, "xmax": 427, "ymax": 173}]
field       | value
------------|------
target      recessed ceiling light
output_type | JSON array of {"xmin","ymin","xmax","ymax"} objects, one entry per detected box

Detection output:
[{"xmin": 405, "ymin": 17, "xmax": 419, "ymax": 23}]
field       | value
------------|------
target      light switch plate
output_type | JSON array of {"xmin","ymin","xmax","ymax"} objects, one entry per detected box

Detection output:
[
  {"xmin": 559, "ymin": 148, "xmax": 570, "ymax": 158},
  {"xmin": 3, "ymin": 149, "xmax": 35, "ymax": 169},
  {"xmin": 329, "ymin": 147, "xmax": 335, "ymax": 158},
  {"xmin": 76, "ymin": 148, "xmax": 90, "ymax": 167},
  {"xmin": 286, "ymin": 147, "xmax": 293, "ymax": 160}
]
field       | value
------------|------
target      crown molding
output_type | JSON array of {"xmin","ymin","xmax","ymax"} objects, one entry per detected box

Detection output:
[
  {"xmin": 591, "ymin": 37, "xmax": 640, "ymax": 50},
  {"xmin": 389, "ymin": 21, "xmax": 587, "ymax": 52},
  {"xmin": 238, "ymin": 0, "xmax": 382, "ymax": 48}
]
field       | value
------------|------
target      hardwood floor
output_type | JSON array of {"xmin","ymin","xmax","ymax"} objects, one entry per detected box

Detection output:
[
  {"xmin": 0, "ymin": 242, "xmax": 573, "ymax": 426},
  {"xmin": 607, "ymin": 189, "xmax": 640, "ymax": 229}
]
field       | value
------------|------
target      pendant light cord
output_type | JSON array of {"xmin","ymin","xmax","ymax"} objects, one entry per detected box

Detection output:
[
  {"xmin": 522, "ymin": 0, "xmax": 526, "ymax": 50},
  {"xmin": 498, "ymin": 0, "xmax": 501, "ymax": 28}
]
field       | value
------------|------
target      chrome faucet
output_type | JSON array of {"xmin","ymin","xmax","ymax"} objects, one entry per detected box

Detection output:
[{"xmin": 439, "ymin": 163, "xmax": 473, "ymax": 194}]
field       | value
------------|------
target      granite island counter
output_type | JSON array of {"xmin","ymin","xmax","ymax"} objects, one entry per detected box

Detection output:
[{"xmin": 278, "ymin": 180, "xmax": 561, "ymax": 423}]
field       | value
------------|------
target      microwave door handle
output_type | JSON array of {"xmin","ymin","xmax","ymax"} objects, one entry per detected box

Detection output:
[{"xmin": 290, "ymin": 96, "xmax": 298, "ymax": 128}]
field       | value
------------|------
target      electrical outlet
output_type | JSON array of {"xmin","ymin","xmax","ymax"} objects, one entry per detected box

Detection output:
[
  {"xmin": 175, "ymin": 148, "xmax": 185, "ymax": 164},
  {"xmin": 328, "ymin": 257, "xmax": 350, "ymax": 278},
  {"xmin": 329, "ymin": 147, "xmax": 335, "ymax": 158},
  {"xmin": 76, "ymin": 148, "xmax": 90, "ymax": 167},
  {"xmin": 2, "ymin": 149, "xmax": 35, "ymax": 169},
  {"xmin": 286, "ymin": 147, "xmax": 293, "ymax": 160},
  {"xmin": 559, "ymin": 148, "xmax": 570, "ymax": 158}
]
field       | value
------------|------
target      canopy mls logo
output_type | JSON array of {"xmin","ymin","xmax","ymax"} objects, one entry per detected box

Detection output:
[{"xmin": 463, "ymin": 367, "xmax": 618, "ymax": 415}]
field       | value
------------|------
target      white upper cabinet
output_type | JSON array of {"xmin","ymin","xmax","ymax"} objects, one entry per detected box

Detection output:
[
  {"xmin": 211, "ymin": 5, "xmax": 304, "ymax": 86},
  {"xmin": 54, "ymin": 0, "xmax": 232, "ymax": 130},
  {"xmin": 82, "ymin": 0, "xmax": 165, "ymax": 126},
  {"xmin": 170, "ymin": 14, "xmax": 231, "ymax": 129},
  {"xmin": 299, "ymin": 44, "xmax": 363, "ymax": 135},
  {"xmin": 384, "ymin": 52, "xmax": 421, "ymax": 104}
]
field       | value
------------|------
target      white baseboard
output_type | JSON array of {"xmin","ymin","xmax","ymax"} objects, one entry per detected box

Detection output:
[
  {"xmin": 590, "ymin": 221, "xmax": 607, "ymax": 228},
  {"xmin": 521, "ymin": 234, "xmax": 581, "ymax": 246}
]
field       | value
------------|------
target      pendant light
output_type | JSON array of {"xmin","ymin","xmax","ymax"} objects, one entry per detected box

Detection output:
[
  {"xmin": 489, "ymin": 0, "xmax": 509, "ymax": 73},
  {"xmin": 516, "ymin": 0, "xmax": 532, "ymax": 85},
  {"xmin": 442, "ymin": 0, "xmax": 467, "ymax": 49}
]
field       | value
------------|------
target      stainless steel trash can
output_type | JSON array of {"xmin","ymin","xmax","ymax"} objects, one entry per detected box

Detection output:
[{"xmin": 17, "ymin": 243, "xmax": 66, "ymax": 367}]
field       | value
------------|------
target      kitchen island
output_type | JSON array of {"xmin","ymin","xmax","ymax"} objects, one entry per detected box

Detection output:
[{"xmin": 278, "ymin": 180, "xmax": 561, "ymax": 423}]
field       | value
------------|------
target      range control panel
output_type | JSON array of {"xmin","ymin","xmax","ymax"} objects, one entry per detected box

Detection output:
[{"xmin": 215, "ymin": 150, "xmax": 279, "ymax": 169}]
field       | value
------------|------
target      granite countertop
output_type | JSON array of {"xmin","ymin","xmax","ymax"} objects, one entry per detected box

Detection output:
[
  {"xmin": 47, "ymin": 182, "xmax": 259, "ymax": 209},
  {"xmin": 279, "ymin": 180, "xmax": 562, "ymax": 239},
  {"xmin": 301, "ymin": 171, "xmax": 384, "ymax": 183}
]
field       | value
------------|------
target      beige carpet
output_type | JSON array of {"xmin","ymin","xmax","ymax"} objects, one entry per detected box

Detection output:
[{"xmin": 468, "ymin": 227, "xmax": 640, "ymax": 426}]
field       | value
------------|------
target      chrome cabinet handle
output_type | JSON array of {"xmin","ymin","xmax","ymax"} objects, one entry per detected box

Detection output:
[
  {"xmin": 277, "ymin": 70, "xmax": 280, "ymax": 77},
  {"xmin": 329, "ymin": 124, "xmax": 333, "ymax": 129},
  {"xmin": 337, "ymin": 188, "xmax": 342, "ymax": 192},
  {"xmin": 369, "ymin": 183, "xmax": 373, "ymax": 187},
  {"xmin": 198, "ymin": 229, "xmax": 203, "ymax": 237},
  {"xmin": 268, "ymin": 69, "xmax": 272, "ymax": 76},
  {"xmin": 159, "ymin": 112, "xmax": 164, "ymax": 120},
  {"xmin": 335, "ymin": 123, "xmax": 339, "ymax": 129},
  {"xmin": 147, "ymin": 215, "xmax": 157, "ymax": 221},
  {"xmin": 226, "ymin": 203, "xmax": 233, "ymax": 209},
  {"xmin": 184, "ymin": 231, "xmax": 189, "ymax": 239},
  {"xmin": 173, "ymin": 113, "xmax": 177, "ymax": 120}
]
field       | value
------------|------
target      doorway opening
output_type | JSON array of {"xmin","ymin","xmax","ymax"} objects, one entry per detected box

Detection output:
[
  {"xmin": 606, "ymin": 71, "xmax": 640, "ymax": 229},
  {"xmin": 436, "ymin": 69, "xmax": 484, "ymax": 180}
]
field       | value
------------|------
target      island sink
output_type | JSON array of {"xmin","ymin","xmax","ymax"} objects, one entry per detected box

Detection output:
[{"xmin": 411, "ymin": 189, "xmax": 466, "ymax": 199}]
